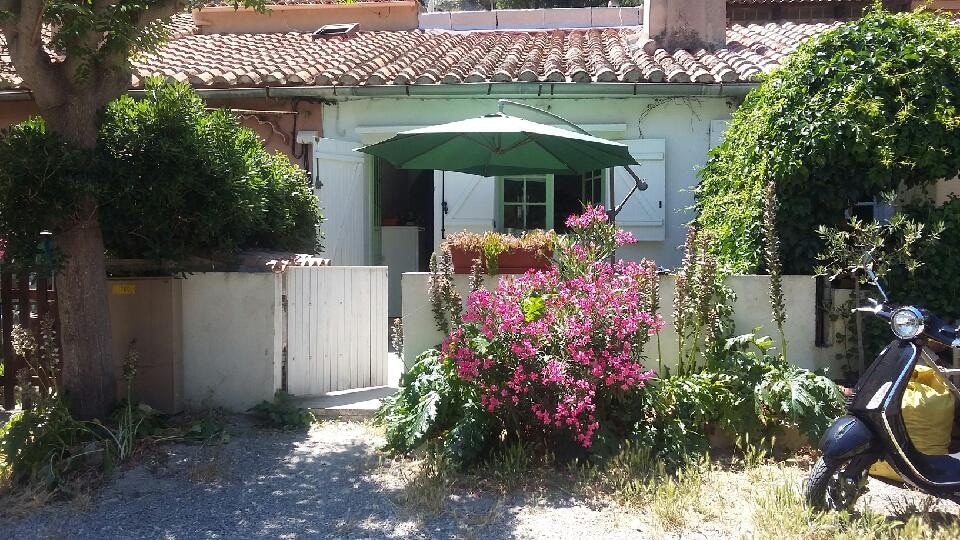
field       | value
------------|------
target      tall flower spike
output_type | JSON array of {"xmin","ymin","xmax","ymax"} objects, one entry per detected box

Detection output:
[{"xmin": 763, "ymin": 181, "xmax": 788, "ymax": 358}]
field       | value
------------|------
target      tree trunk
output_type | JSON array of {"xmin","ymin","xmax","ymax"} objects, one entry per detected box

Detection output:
[
  {"xmin": 44, "ymin": 104, "xmax": 117, "ymax": 419},
  {"xmin": 55, "ymin": 196, "xmax": 116, "ymax": 418}
]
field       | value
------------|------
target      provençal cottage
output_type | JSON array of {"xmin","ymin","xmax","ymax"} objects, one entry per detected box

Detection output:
[{"xmin": 1, "ymin": 0, "xmax": 956, "ymax": 319}]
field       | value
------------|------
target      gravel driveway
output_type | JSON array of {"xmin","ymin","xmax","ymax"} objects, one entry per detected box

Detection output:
[
  {"xmin": 2, "ymin": 419, "xmax": 956, "ymax": 540},
  {"xmin": 4, "ymin": 420, "xmax": 643, "ymax": 540}
]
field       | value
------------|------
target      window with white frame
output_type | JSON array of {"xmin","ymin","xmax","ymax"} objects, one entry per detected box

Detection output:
[
  {"xmin": 498, "ymin": 175, "xmax": 553, "ymax": 233},
  {"xmin": 496, "ymin": 171, "xmax": 607, "ymax": 233}
]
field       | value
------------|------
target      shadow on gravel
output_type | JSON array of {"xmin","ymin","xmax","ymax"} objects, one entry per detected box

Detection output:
[{"xmin": 4, "ymin": 425, "xmax": 467, "ymax": 539}]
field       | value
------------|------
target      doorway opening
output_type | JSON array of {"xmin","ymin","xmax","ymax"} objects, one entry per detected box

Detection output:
[{"xmin": 375, "ymin": 158, "xmax": 434, "ymax": 317}]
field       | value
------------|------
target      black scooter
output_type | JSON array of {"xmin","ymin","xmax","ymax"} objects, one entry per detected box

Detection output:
[{"xmin": 805, "ymin": 255, "xmax": 960, "ymax": 510}]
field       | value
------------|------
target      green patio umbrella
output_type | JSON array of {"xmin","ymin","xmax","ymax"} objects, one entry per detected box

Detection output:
[
  {"xmin": 357, "ymin": 100, "xmax": 648, "ymax": 220},
  {"xmin": 357, "ymin": 112, "xmax": 638, "ymax": 177}
]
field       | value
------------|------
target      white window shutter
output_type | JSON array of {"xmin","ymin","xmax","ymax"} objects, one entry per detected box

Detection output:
[
  {"xmin": 611, "ymin": 139, "xmax": 665, "ymax": 242},
  {"xmin": 710, "ymin": 119, "xmax": 731, "ymax": 149},
  {"xmin": 313, "ymin": 138, "xmax": 367, "ymax": 266},
  {"xmin": 435, "ymin": 171, "xmax": 495, "ymax": 249}
]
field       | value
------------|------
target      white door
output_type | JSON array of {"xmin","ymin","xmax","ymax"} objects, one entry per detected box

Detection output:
[
  {"xmin": 434, "ymin": 171, "xmax": 495, "ymax": 250},
  {"xmin": 313, "ymin": 138, "xmax": 368, "ymax": 265},
  {"xmin": 611, "ymin": 139, "xmax": 666, "ymax": 241}
]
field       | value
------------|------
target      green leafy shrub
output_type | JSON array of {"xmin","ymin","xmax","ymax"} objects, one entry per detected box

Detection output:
[
  {"xmin": 376, "ymin": 349, "xmax": 493, "ymax": 467},
  {"xmin": 0, "ymin": 119, "xmax": 94, "ymax": 269},
  {"xmin": 816, "ymin": 204, "xmax": 948, "ymax": 369},
  {"xmin": 0, "ymin": 321, "xmax": 139, "ymax": 491},
  {"xmin": 634, "ymin": 332, "xmax": 844, "ymax": 463},
  {"xmin": 0, "ymin": 79, "xmax": 322, "ymax": 268},
  {"xmin": 99, "ymin": 78, "xmax": 322, "ymax": 261},
  {"xmin": 248, "ymin": 391, "xmax": 315, "ymax": 431},
  {"xmin": 885, "ymin": 197, "xmax": 960, "ymax": 327},
  {"xmin": 696, "ymin": 9, "xmax": 960, "ymax": 274}
]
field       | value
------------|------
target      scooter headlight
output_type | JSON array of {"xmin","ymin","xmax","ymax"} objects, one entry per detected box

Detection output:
[{"xmin": 891, "ymin": 307, "xmax": 925, "ymax": 340}]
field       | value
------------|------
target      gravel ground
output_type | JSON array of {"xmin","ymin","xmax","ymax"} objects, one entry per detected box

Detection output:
[{"xmin": 2, "ymin": 419, "xmax": 957, "ymax": 540}]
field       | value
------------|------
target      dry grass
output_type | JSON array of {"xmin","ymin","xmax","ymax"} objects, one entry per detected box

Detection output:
[
  {"xmin": 390, "ymin": 454, "xmax": 455, "ymax": 517},
  {"xmin": 0, "ymin": 478, "xmax": 53, "ymax": 521},
  {"xmin": 377, "ymin": 440, "xmax": 960, "ymax": 540},
  {"xmin": 188, "ymin": 447, "xmax": 230, "ymax": 484}
]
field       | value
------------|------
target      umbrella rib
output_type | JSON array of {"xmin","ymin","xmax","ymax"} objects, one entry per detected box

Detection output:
[
  {"xmin": 392, "ymin": 134, "xmax": 476, "ymax": 169},
  {"xmin": 530, "ymin": 137, "xmax": 587, "ymax": 174},
  {"xmin": 460, "ymin": 133, "xmax": 501, "ymax": 153}
]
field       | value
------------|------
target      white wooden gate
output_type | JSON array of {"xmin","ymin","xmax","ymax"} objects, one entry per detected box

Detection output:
[{"xmin": 285, "ymin": 266, "xmax": 388, "ymax": 395}]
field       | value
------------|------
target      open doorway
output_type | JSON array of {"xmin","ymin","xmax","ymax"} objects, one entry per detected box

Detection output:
[{"xmin": 376, "ymin": 158, "xmax": 434, "ymax": 317}]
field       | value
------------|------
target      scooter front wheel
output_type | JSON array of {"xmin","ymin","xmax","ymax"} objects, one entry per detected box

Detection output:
[{"xmin": 805, "ymin": 456, "xmax": 864, "ymax": 511}]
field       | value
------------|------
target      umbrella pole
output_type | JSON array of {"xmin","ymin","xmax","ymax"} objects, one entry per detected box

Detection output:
[
  {"xmin": 609, "ymin": 166, "xmax": 648, "ymax": 219},
  {"xmin": 608, "ymin": 166, "xmax": 648, "ymax": 264},
  {"xmin": 609, "ymin": 168, "xmax": 617, "ymax": 264},
  {"xmin": 440, "ymin": 170, "xmax": 446, "ymax": 240}
]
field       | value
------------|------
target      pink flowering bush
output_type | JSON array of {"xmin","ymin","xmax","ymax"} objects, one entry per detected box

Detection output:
[
  {"xmin": 441, "ymin": 206, "xmax": 662, "ymax": 450},
  {"xmin": 554, "ymin": 204, "xmax": 637, "ymax": 279}
]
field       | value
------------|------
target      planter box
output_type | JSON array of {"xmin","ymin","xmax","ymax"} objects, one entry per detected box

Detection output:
[
  {"xmin": 498, "ymin": 249, "xmax": 553, "ymax": 274},
  {"xmin": 448, "ymin": 246, "xmax": 552, "ymax": 274}
]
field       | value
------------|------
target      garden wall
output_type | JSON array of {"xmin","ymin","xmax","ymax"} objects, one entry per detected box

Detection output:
[
  {"xmin": 401, "ymin": 273, "xmax": 847, "ymax": 375},
  {"xmin": 180, "ymin": 273, "xmax": 284, "ymax": 412}
]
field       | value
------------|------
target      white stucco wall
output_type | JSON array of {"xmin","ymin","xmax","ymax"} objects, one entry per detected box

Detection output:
[
  {"xmin": 321, "ymin": 95, "xmax": 736, "ymax": 270},
  {"xmin": 402, "ymin": 272, "xmax": 846, "ymax": 375},
  {"xmin": 181, "ymin": 272, "xmax": 282, "ymax": 411}
]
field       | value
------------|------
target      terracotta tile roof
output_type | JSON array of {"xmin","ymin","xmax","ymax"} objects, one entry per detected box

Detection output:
[
  {"xmin": 128, "ymin": 21, "xmax": 843, "ymax": 88},
  {"xmin": 0, "ymin": 18, "xmax": 842, "ymax": 90}
]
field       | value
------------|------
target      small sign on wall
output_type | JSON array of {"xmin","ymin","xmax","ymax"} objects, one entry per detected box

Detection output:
[{"xmin": 112, "ymin": 283, "xmax": 136, "ymax": 296}]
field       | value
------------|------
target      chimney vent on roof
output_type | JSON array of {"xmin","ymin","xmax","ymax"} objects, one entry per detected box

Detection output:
[
  {"xmin": 641, "ymin": 0, "xmax": 726, "ymax": 52},
  {"xmin": 313, "ymin": 23, "xmax": 360, "ymax": 39}
]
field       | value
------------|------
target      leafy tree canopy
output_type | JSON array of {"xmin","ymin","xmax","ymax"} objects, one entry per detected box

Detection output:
[
  {"xmin": 0, "ymin": 79, "xmax": 322, "ymax": 269},
  {"xmin": 695, "ymin": 8, "xmax": 960, "ymax": 274}
]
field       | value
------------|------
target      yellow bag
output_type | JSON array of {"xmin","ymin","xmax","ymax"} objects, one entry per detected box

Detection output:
[{"xmin": 870, "ymin": 365, "xmax": 956, "ymax": 481}]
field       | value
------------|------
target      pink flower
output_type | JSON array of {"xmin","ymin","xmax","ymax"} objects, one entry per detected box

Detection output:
[{"xmin": 565, "ymin": 204, "xmax": 609, "ymax": 229}]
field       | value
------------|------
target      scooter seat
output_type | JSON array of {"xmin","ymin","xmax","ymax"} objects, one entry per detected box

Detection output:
[{"xmin": 916, "ymin": 452, "xmax": 960, "ymax": 484}]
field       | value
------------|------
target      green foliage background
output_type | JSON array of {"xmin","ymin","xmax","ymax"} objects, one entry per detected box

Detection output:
[
  {"xmin": 696, "ymin": 9, "xmax": 960, "ymax": 274},
  {"xmin": 0, "ymin": 119, "xmax": 94, "ymax": 268},
  {"xmin": 885, "ymin": 196, "xmax": 960, "ymax": 325},
  {"xmin": 0, "ymin": 79, "xmax": 321, "ymax": 267}
]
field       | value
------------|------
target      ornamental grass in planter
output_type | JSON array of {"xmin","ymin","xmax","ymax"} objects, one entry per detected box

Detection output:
[{"xmin": 444, "ymin": 230, "xmax": 556, "ymax": 275}]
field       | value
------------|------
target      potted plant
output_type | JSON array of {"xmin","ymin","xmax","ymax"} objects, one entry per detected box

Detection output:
[{"xmin": 444, "ymin": 230, "xmax": 555, "ymax": 274}]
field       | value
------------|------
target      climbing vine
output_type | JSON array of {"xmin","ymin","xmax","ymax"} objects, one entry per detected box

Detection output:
[{"xmin": 695, "ymin": 8, "xmax": 960, "ymax": 274}]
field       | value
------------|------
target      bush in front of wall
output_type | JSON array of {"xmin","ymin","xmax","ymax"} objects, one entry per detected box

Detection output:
[
  {"xmin": 696, "ymin": 8, "xmax": 960, "ymax": 274},
  {"xmin": 98, "ymin": 78, "xmax": 323, "ymax": 262},
  {"xmin": 379, "ymin": 207, "xmax": 660, "ymax": 464},
  {"xmin": 376, "ymin": 349, "xmax": 495, "ymax": 466},
  {"xmin": 248, "ymin": 391, "xmax": 315, "ymax": 431},
  {"xmin": 633, "ymin": 332, "xmax": 845, "ymax": 464}
]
